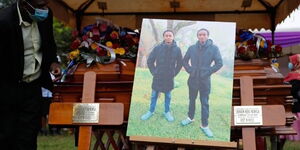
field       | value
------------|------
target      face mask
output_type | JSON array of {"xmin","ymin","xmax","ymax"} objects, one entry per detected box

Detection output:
[
  {"xmin": 288, "ymin": 62, "xmax": 294, "ymax": 70},
  {"xmin": 24, "ymin": 0, "xmax": 49, "ymax": 22}
]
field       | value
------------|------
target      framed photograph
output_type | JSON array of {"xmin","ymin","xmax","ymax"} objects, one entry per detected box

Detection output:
[{"xmin": 127, "ymin": 18, "xmax": 236, "ymax": 142}]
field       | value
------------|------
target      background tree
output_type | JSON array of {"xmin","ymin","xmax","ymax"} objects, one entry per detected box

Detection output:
[
  {"xmin": 0, "ymin": 0, "xmax": 16, "ymax": 9},
  {"xmin": 53, "ymin": 18, "xmax": 72, "ymax": 55}
]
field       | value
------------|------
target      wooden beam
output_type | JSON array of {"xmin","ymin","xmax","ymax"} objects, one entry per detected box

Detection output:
[
  {"xmin": 83, "ymin": 10, "xmax": 267, "ymax": 16},
  {"xmin": 275, "ymin": 0, "xmax": 285, "ymax": 8},
  {"xmin": 258, "ymin": 0, "xmax": 277, "ymax": 43},
  {"xmin": 78, "ymin": 126, "xmax": 92, "ymax": 150},
  {"xmin": 130, "ymin": 136, "xmax": 237, "ymax": 148},
  {"xmin": 48, "ymin": 103, "xmax": 124, "ymax": 125},
  {"xmin": 78, "ymin": 0, "xmax": 92, "ymax": 10},
  {"xmin": 258, "ymin": 0, "xmax": 272, "ymax": 9},
  {"xmin": 78, "ymin": 71, "xmax": 96, "ymax": 150},
  {"xmin": 146, "ymin": 145, "xmax": 155, "ymax": 150},
  {"xmin": 240, "ymin": 76, "xmax": 254, "ymax": 106},
  {"xmin": 82, "ymin": 71, "xmax": 96, "ymax": 103},
  {"xmin": 81, "ymin": 0, "xmax": 96, "ymax": 12},
  {"xmin": 53, "ymin": 0, "xmax": 75, "ymax": 13},
  {"xmin": 75, "ymin": 10, "xmax": 83, "ymax": 32},
  {"xmin": 240, "ymin": 76, "xmax": 256, "ymax": 150},
  {"xmin": 242, "ymin": 128, "xmax": 256, "ymax": 150}
]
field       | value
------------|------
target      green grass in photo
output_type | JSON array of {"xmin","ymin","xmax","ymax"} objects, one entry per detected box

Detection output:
[{"xmin": 127, "ymin": 68, "xmax": 233, "ymax": 141}]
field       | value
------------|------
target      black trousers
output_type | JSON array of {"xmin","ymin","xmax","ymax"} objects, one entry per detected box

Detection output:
[
  {"xmin": 187, "ymin": 86, "xmax": 210, "ymax": 127},
  {"xmin": 0, "ymin": 81, "xmax": 42, "ymax": 150}
]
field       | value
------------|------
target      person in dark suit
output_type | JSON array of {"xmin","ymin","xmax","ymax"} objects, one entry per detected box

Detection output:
[
  {"xmin": 181, "ymin": 28, "xmax": 223, "ymax": 138},
  {"xmin": 0, "ymin": 0, "xmax": 60, "ymax": 149}
]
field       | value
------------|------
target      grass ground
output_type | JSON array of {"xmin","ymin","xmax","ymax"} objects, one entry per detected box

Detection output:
[
  {"xmin": 37, "ymin": 134, "xmax": 300, "ymax": 150},
  {"xmin": 127, "ymin": 68, "xmax": 233, "ymax": 141},
  {"xmin": 38, "ymin": 134, "xmax": 76, "ymax": 150}
]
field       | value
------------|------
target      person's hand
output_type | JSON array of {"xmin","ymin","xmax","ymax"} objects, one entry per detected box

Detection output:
[{"xmin": 50, "ymin": 62, "xmax": 61, "ymax": 76}]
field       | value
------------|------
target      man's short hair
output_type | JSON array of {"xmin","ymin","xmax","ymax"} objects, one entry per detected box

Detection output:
[
  {"xmin": 197, "ymin": 28, "xmax": 210, "ymax": 36},
  {"xmin": 163, "ymin": 30, "xmax": 174, "ymax": 36}
]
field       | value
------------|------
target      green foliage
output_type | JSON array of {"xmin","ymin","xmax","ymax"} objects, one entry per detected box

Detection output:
[
  {"xmin": 38, "ymin": 135, "xmax": 76, "ymax": 150},
  {"xmin": 53, "ymin": 17, "xmax": 72, "ymax": 55},
  {"xmin": 52, "ymin": 18, "xmax": 72, "ymax": 68},
  {"xmin": 37, "ymin": 133, "xmax": 119, "ymax": 150},
  {"xmin": 37, "ymin": 134, "xmax": 300, "ymax": 149},
  {"xmin": 0, "ymin": 0, "xmax": 16, "ymax": 9}
]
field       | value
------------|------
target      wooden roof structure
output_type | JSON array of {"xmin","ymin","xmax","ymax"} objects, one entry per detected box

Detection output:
[{"xmin": 49, "ymin": 0, "xmax": 300, "ymax": 41}]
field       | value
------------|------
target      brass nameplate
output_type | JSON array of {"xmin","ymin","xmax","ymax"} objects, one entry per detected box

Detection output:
[{"xmin": 72, "ymin": 103, "xmax": 100, "ymax": 123}]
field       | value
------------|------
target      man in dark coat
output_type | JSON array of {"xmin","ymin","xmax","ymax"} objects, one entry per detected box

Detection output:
[
  {"xmin": 181, "ymin": 28, "xmax": 223, "ymax": 138},
  {"xmin": 0, "ymin": 0, "xmax": 60, "ymax": 149},
  {"xmin": 141, "ymin": 30, "xmax": 183, "ymax": 122}
]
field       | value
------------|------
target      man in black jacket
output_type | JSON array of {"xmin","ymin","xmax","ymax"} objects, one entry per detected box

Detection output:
[
  {"xmin": 0, "ymin": 0, "xmax": 60, "ymax": 149},
  {"xmin": 181, "ymin": 28, "xmax": 223, "ymax": 138},
  {"xmin": 140, "ymin": 30, "xmax": 183, "ymax": 122}
]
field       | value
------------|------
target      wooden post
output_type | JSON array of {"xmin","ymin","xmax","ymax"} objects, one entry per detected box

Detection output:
[
  {"xmin": 240, "ymin": 76, "xmax": 256, "ymax": 150},
  {"xmin": 78, "ymin": 71, "xmax": 96, "ymax": 150},
  {"xmin": 146, "ymin": 145, "xmax": 155, "ymax": 150}
]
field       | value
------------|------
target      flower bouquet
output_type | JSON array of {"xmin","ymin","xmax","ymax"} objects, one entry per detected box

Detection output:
[
  {"xmin": 58, "ymin": 20, "xmax": 140, "ymax": 82},
  {"xmin": 236, "ymin": 29, "xmax": 282, "ymax": 61}
]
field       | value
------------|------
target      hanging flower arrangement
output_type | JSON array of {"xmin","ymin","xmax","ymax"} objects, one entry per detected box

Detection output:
[{"xmin": 236, "ymin": 29, "xmax": 282, "ymax": 60}]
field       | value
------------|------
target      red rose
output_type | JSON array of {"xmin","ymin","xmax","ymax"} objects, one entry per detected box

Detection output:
[
  {"xmin": 112, "ymin": 43, "xmax": 120, "ymax": 49},
  {"xmin": 92, "ymin": 35, "xmax": 100, "ymax": 41},
  {"xmin": 275, "ymin": 45, "xmax": 282, "ymax": 53},
  {"xmin": 247, "ymin": 40, "xmax": 254, "ymax": 45},
  {"xmin": 267, "ymin": 40, "xmax": 272, "ymax": 47},
  {"xmin": 110, "ymin": 31, "xmax": 119, "ymax": 40},
  {"xmin": 72, "ymin": 30, "xmax": 79, "ymax": 39},
  {"xmin": 82, "ymin": 35, "xmax": 88, "ymax": 41},
  {"xmin": 97, "ymin": 48, "xmax": 107, "ymax": 56},
  {"xmin": 238, "ymin": 46, "xmax": 246, "ymax": 54},
  {"xmin": 100, "ymin": 24, "xmax": 108, "ymax": 32},
  {"xmin": 248, "ymin": 45, "xmax": 257, "ymax": 52},
  {"xmin": 70, "ymin": 39, "xmax": 81, "ymax": 50},
  {"xmin": 92, "ymin": 27, "xmax": 100, "ymax": 41},
  {"xmin": 92, "ymin": 27, "xmax": 100, "ymax": 36}
]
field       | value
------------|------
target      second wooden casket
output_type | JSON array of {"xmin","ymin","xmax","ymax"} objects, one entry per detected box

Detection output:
[
  {"xmin": 52, "ymin": 59, "xmax": 135, "ymax": 122},
  {"xmin": 232, "ymin": 59, "xmax": 295, "ymax": 138}
]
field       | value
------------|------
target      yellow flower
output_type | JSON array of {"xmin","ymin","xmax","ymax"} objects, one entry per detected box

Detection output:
[
  {"xmin": 116, "ymin": 48, "xmax": 125, "ymax": 55},
  {"xmin": 273, "ymin": 63, "xmax": 279, "ymax": 68},
  {"xmin": 260, "ymin": 40, "xmax": 265, "ymax": 48},
  {"xmin": 106, "ymin": 41, "xmax": 113, "ymax": 48},
  {"xmin": 69, "ymin": 49, "xmax": 80, "ymax": 60},
  {"xmin": 90, "ymin": 43, "xmax": 98, "ymax": 50}
]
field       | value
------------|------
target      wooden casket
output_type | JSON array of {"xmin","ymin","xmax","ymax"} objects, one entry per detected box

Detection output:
[
  {"xmin": 232, "ymin": 59, "xmax": 295, "ymax": 139},
  {"xmin": 52, "ymin": 59, "xmax": 135, "ymax": 122}
]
